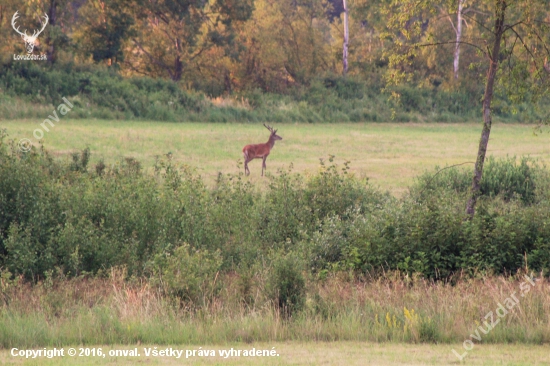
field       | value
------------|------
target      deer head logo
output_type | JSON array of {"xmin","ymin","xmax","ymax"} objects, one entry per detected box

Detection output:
[{"xmin": 11, "ymin": 11, "xmax": 49, "ymax": 54}]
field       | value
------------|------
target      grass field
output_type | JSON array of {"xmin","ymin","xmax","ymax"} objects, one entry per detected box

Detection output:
[
  {"xmin": 2, "ymin": 120, "xmax": 549, "ymax": 194},
  {"xmin": 3, "ymin": 343, "xmax": 550, "ymax": 365}
]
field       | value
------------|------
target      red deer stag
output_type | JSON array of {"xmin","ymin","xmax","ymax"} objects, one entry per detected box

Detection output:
[{"xmin": 242, "ymin": 124, "xmax": 282, "ymax": 176}]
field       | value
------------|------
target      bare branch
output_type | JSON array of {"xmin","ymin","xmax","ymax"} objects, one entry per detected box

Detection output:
[
  {"xmin": 461, "ymin": 13, "xmax": 494, "ymax": 34},
  {"xmin": 121, "ymin": 60, "xmax": 151, "ymax": 77},
  {"xmin": 445, "ymin": 13, "xmax": 458, "ymax": 35},
  {"xmin": 505, "ymin": 26, "xmax": 539, "ymax": 71},
  {"xmin": 522, "ymin": 20, "xmax": 550, "ymax": 59},
  {"xmin": 503, "ymin": 20, "xmax": 524, "ymax": 31},
  {"xmin": 463, "ymin": 8, "xmax": 489, "ymax": 16}
]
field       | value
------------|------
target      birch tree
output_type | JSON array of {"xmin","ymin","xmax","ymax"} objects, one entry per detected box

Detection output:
[
  {"xmin": 342, "ymin": 0, "xmax": 349, "ymax": 75},
  {"xmin": 448, "ymin": 0, "xmax": 466, "ymax": 79}
]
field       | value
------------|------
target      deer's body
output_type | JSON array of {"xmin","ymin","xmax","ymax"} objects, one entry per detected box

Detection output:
[{"xmin": 243, "ymin": 124, "xmax": 282, "ymax": 176}]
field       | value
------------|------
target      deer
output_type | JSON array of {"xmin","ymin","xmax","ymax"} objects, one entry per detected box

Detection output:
[
  {"xmin": 242, "ymin": 124, "xmax": 283, "ymax": 176},
  {"xmin": 12, "ymin": 11, "xmax": 49, "ymax": 54}
]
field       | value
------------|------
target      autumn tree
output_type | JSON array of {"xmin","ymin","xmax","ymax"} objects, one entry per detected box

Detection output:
[
  {"xmin": 345, "ymin": 0, "xmax": 393, "ymax": 75},
  {"xmin": 122, "ymin": 0, "xmax": 253, "ymax": 82},
  {"xmin": 75, "ymin": 0, "xmax": 135, "ymax": 66},
  {"xmin": 236, "ymin": 0, "xmax": 333, "ymax": 91}
]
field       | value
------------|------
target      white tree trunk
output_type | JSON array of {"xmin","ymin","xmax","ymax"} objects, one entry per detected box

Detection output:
[
  {"xmin": 453, "ymin": 0, "xmax": 465, "ymax": 80},
  {"xmin": 343, "ymin": 0, "xmax": 349, "ymax": 76}
]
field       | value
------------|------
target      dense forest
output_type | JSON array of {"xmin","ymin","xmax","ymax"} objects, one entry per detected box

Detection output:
[{"xmin": 1, "ymin": 0, "xmax": 549, "ymax": 122}]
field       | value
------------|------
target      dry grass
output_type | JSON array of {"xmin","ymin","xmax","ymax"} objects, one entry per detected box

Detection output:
[
  {"xmin": 0, "ymin": 271, "xmax": 549, "ymax": 348},
  {"xmin": 210, "ymin": 96, "xmax": 252, "ymax": 109},
  {"xmin": 2, "ymin": 121, "xmax": 550, "ymax": 195}
]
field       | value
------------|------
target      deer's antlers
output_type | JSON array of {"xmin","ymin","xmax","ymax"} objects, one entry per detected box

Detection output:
[
  {"xmin": 263, "ymin": 124, "xmax": 277, "ymax": 134},
  {"xmin": 11, "ymin": 11, "xmax": 48, "ymax": 39}
]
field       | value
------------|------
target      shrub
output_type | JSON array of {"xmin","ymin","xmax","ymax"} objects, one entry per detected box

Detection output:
[
  {"xmin": 413, "ymin": 156, "xmax": 540, "ymax": 204},
  {"xmin": 265, "ymin": 251, "xmax": 306, "ymax": 317},
  {"xmin": 150, "ymin": 243, "xmax": 222, "ymax": 306}
]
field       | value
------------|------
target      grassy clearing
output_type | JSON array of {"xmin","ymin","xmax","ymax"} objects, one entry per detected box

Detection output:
[
  {"xmin": 1, "ymin": 120, "xmax": 549, "ymax": 194},
  {"xmin": 2, "ymin": 342, "xmax": 550, "ymax": 365}
]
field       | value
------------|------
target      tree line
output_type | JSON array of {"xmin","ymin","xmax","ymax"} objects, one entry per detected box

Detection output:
[{"xmin": 0, "ymin": 0, "xmax": 545, "ymax": 94}]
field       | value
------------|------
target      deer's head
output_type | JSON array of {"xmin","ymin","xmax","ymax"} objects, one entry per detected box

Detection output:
[
  {"xmin": 264, "ymin": 124, "xmax": 282, "ymax": 141},
  {"xmin": 12, "ymin": 11, "xmax": 49, "ymax": 54}
]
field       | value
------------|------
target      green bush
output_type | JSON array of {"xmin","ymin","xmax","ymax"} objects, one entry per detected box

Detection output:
[
  {"xmin": 0, "ymin": 132, "xmax": 549, "ymax": 287},
  {"xmin": 150, "ymin": 243, "xmax": 222, "ymax": 305},
  {"xmin": 265, "ymin": 251, "xmax": 306, "ymax": 318},
  {"xmin": 413, "ymin": 156, "xmax": 540, "ymax": 204}
]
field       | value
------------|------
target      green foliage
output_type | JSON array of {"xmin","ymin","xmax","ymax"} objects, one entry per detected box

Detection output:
[
  {"xmin": 3, "ymin": 62, "xmax": 547, "ymax": 122},
  {"xmin": 414, "ymin": 157, "xmax": 541, "ymax": 204},
  {"xmin": 150, "ymin": 243, "xmax": 222, "ymax": 305},
  {"xmin": 418, "ymin": 317, "xmax": 439, "ymax": 343},
  {"xmin": 305, "ymin": 156, "xmax": 374, "ymax": 220},
  {"xmin": 2, "ymin": 0, "xmax": 549, "ymax": 126},
  {"xmin": 76, "ymin": 0, "xmax": 136, "ymax": 64},
  {"xmin": 0, "ymin": 132, "xmax": 549, "ymax": 284},
  {"xmin": 266, "ymin": 251, "xmax": 306, "ymax": 317},
  {"xmin": 0, "ymin": 62, "xmax": 204, "ymax": 121}
]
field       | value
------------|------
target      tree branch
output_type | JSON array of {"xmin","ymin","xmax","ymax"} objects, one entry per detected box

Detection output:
[
  {"xmin": 461, "ymin": 13, "xmax": 494, "ymax": 34},
  {"xmin": 131, "ymin": 38, "xmax": 174, "ymax": 80},
  {"xmin": 522, "ymin": 20, "xmax": 550, "ymax": 59},
  {"xmin": 505, "ymin": 26, "xmax": 539, "ymax": 71},
  {"xmin": 445, "ymin": 13, "xmax": 458, "ymax": 35},
  {"xmin": 415, "ymin": 40, "xmax": 487, "ymax": 57}
]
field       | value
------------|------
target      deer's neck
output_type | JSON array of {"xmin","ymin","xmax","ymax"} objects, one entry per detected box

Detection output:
[{"xmin": 267, "ymin": 136, "xmax": 276, "ymax": 148}]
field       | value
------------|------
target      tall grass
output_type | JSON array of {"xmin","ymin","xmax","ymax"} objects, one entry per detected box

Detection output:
[{"xmin": 0, "ymin": 270, "xmax": 548, "ymax": 347}]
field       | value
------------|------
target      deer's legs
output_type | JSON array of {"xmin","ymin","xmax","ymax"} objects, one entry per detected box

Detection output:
[
  {"xmin": 262, "ymin": 156, "xmax": 267, "ymax": 176},
  {"xmin": 243, "ymin": 153, "xmax": 250, "ymax": 176}
]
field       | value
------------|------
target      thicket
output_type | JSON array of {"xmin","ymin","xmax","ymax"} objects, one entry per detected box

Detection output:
[
  {"xmin": 1, "ymin": 61, "xmax": 545, "ymax": 123},
  {"xmin": 1, "ymin": 130, "xmax": 549, "ymax": 313}
]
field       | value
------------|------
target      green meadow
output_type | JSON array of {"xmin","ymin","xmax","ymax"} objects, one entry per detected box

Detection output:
[{"xmin": 1, "ymin": 120, "xmax": 549, "ymax": 195}]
